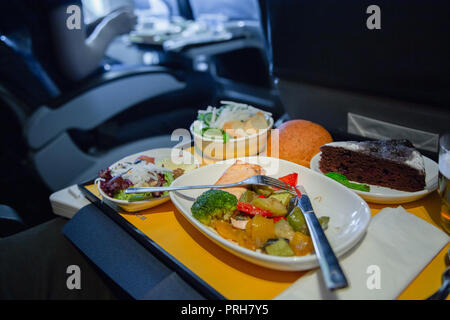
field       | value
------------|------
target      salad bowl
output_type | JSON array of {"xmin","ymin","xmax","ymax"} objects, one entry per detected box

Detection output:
[
  {"xmin": 190, "ymin": 101, "xmax": 274, "ymax": 160},
  {"xmin": 170, "ymin": 156, "xmax": 371, "ymax": 271},
  {"xmin": 96, "ymin": 148, "xmax": 199, "ymax": 212}
]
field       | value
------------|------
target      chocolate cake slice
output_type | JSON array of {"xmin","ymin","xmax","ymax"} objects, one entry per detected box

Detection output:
[{"xmin": 319, "ymin": 139, "xmax": 426, "ymax": 192}]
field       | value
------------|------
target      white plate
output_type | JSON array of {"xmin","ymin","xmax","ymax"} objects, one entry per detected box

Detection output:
[
  {"xmin": 170, "ymin": 156, "xmax": 371, "ymax": 271},
  {"xmin": 96, "ymin": 148, "xmax": 199, "ymax": 212},
  {"xmin": 310, "ymin": 152, "xmax": 439, "ymax": 204}
]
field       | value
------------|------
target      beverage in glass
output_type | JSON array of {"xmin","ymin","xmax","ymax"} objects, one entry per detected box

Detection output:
[{"xmin": 438, "ymin": 133, "xmax": 450, "ymax": 234}]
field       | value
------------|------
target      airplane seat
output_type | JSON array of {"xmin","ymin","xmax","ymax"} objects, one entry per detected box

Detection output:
[
  {"xmin": 261, "ymin": 0, "xmax": 450, "ymax": 159},
  {"xmin": 0, "ymin": 28, "xmax": 196, "ymax": 191}
]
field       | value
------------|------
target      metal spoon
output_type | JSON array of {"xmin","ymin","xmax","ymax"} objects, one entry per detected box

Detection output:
[
  {"xmin": 288, "ymin": 187, "xmax": 348, "ymax": 291},
  {"xmin": 427, "ymin": 248, "xmax": 450, "ymax": 300}
]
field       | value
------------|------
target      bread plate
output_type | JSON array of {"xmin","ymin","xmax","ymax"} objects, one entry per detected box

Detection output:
[
  {"xmin": 170, "ymin": 156, "xmax": 371, "ymax": 271},
  {"xmin": 310, "ymin": 152, "xmax": 439, "ymax": 204}
]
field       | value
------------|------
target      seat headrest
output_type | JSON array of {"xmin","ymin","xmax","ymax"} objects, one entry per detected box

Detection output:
[
  {"xmin": 0, "ymin": 34, "xmax": 57, "ymax": 111},
  {"xmin": 263, "ymin": 0, "xmax": 450, "ymax": 108}
]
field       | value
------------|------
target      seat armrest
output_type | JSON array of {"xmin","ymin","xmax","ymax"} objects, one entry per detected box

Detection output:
[
  {"xmin": 181, "ymin": 37, "xmax": 263, "ymax": 59},
  {"xmin": 0, "ymin": 205, "xmax": 26, "ymax": 237},
  {"xmin": 25, "ymin": 65, "xmax": 187, "ymax": 150},
  {"xmin": 47, "ymin": 65, "xmax": 185, "ymax": 109}
]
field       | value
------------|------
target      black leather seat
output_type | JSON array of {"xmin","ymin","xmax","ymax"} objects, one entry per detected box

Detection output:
[
  {"xmin": 0, "ymin": 27, "xmax": 211, "ymax": 191},
  {"xmin": 0, "ymin": 205, "xmax": 25, "ymax": 238},
  {"xmin": 260, "ymin": 0, "xmax": 450, "ymax": 157}
]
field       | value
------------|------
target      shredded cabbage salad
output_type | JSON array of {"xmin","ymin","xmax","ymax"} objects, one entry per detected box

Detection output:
[
  {"xmin": 193, "ymin": 101, "xmax": 272, "ymax": 142},
  {"xmin": 99, "ymin": 158, "xmax": 181, "ymax": 202},
  {"xmin": 111, "ymin": 161, "xmax": 171, "ymax": 187}
]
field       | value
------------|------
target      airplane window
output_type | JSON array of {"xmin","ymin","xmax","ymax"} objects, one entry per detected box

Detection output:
[
  {"xmin": 190, "ymin": 0, "xmax": 260, "ymax": 21},
  {"xmin": 82, "ymin": 0, "xmax": 174, "ymax": 23}
]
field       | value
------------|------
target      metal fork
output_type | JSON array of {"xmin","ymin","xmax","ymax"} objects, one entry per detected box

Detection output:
[{"xmin": 124, "ymin": 175, "xmax": 296, "ymax": 194}]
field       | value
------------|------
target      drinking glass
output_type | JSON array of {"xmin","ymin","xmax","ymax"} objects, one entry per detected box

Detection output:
[{"xmin": 438, "ymin": 133, "xmax": 450, "ymax": 234}]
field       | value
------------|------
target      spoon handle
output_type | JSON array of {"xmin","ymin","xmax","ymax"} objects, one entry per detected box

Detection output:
[{"xmin": 427, "ymin": 270, "xmax": 450, "ymax": 300}]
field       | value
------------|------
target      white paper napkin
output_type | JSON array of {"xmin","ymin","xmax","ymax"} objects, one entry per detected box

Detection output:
[{"xmin": 276, "ymin": 206, "xmax": 449, "ymax": 300}]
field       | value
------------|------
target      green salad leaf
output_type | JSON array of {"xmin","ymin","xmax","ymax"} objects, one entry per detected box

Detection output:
[
  {"xmin": 197, "ymin": 107, "xmax": 223, "ymax": 126},
  {"xmin": 114, "ymin": 171, "xmax": 175, "ymax": 201},
  {"xmin": 162, "ymin": 171, "xmax": 175, "ymax": 196},
  {"xmin": 196, "ymin": 107, "xmax": 230, "ymax": 144},
  {"xmin": 202, "ymin": 128, "xmax": 223, "ymax": 139},
  {"xmin": 325, "ymin": 172, "xmax": 371, "ymax": 192},
  {"xmin": 201, "ymin": 128, "xmax": 230, "ymax": 144},
  {"xmin": 222, "ymin": 131, "xmax": 230, "ymax": 143},
  {"xmin": 114, "ymin": 190, "xmax": 153, "ymax": 202},
  {"xmin": 198, "ymin": 112, "xmax": 212, "ymax": 126}
]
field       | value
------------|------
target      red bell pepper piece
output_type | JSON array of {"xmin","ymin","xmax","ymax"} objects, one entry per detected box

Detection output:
[
  {"xmin": 273, "ymin": 216, "xmax": 287, "ymax": 223},
  {"xmin": 278, "ymin": 172, "xmax": 302, "ymax": 197},
  {"xmin": 138, "ymin": 155, "xmax": 155, "ymax": 164},
  {"xmin": 258, "ymin": 194, "xmax": 266, "ymax": 198},
  {"xmin": 279, "ymin": 173, "xmax": 298, "ymax": 187},
  {"xmin": 237, "ymin": 202, "xmax": 273, "ymax": 217}
]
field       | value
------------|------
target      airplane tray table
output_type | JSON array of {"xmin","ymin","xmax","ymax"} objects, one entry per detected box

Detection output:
[
  {"xmin": 68, "ymin": 174, "xmax": 449, "ymax": 300},
  {"xmin": 68, "ymin": 179, "xmax": 224, "ymax": 300},
  {"xmin": 72, "ymin": 180, "xmax": 317, "ymax": 300}
]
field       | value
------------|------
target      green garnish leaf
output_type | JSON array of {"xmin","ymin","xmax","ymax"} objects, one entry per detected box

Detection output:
[
  {"xmin": 198, "ymin": 112, "xmax": 212, "ymax": 126},
  {"xmin": 222, "ymin": 131, "xmax": 230, "ymax": 143},
  {"xmin": 202, "ymin": 128, "xmax": 228, "ymax": 142},
  {"xmin": 325, "ymin": 172, "xmax": 370, "ymax": 192},
  {"xmin": 325, "ymin": 172, "xmax": 348, "ymax": 184}
]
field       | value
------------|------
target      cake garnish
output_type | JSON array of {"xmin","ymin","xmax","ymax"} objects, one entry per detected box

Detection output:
[{"xmin": 325, "ymin": 172, "xmax": 371, "ymax": 192}]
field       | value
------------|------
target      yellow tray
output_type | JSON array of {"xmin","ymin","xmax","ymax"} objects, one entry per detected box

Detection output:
[{"xmin": 85, "ymin": 182, "xmax": 449, "ymax": 300}]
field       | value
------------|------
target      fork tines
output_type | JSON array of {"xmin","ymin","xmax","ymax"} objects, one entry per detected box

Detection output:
[{"xmin": 260, "ymin": 175, "xmax": 295, "ymax": 192}]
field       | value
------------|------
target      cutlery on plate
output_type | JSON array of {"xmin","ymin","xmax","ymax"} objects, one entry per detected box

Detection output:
[
  {"xmin": 124, "ymin": 175, "xmax": 295, "ymax": 194},
  {"xmin": 290, "ymin": 186, "xmax": 348, "ymax": 290},
  {"xmin": 427, "ymin": 248, "xmax": 450, "ymax": 300},
  {"xmin": 128, "ymin": 172, "xmax": 348, "ymax": 290},
  {"xmin": 109, "ymin": 158, "xmax": 143, "ymax": 180}
]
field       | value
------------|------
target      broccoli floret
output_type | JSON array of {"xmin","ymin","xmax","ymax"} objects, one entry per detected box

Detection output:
[{"xmin": 191, "ymin": 189, "xmax": 238, "ymax": 226}]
